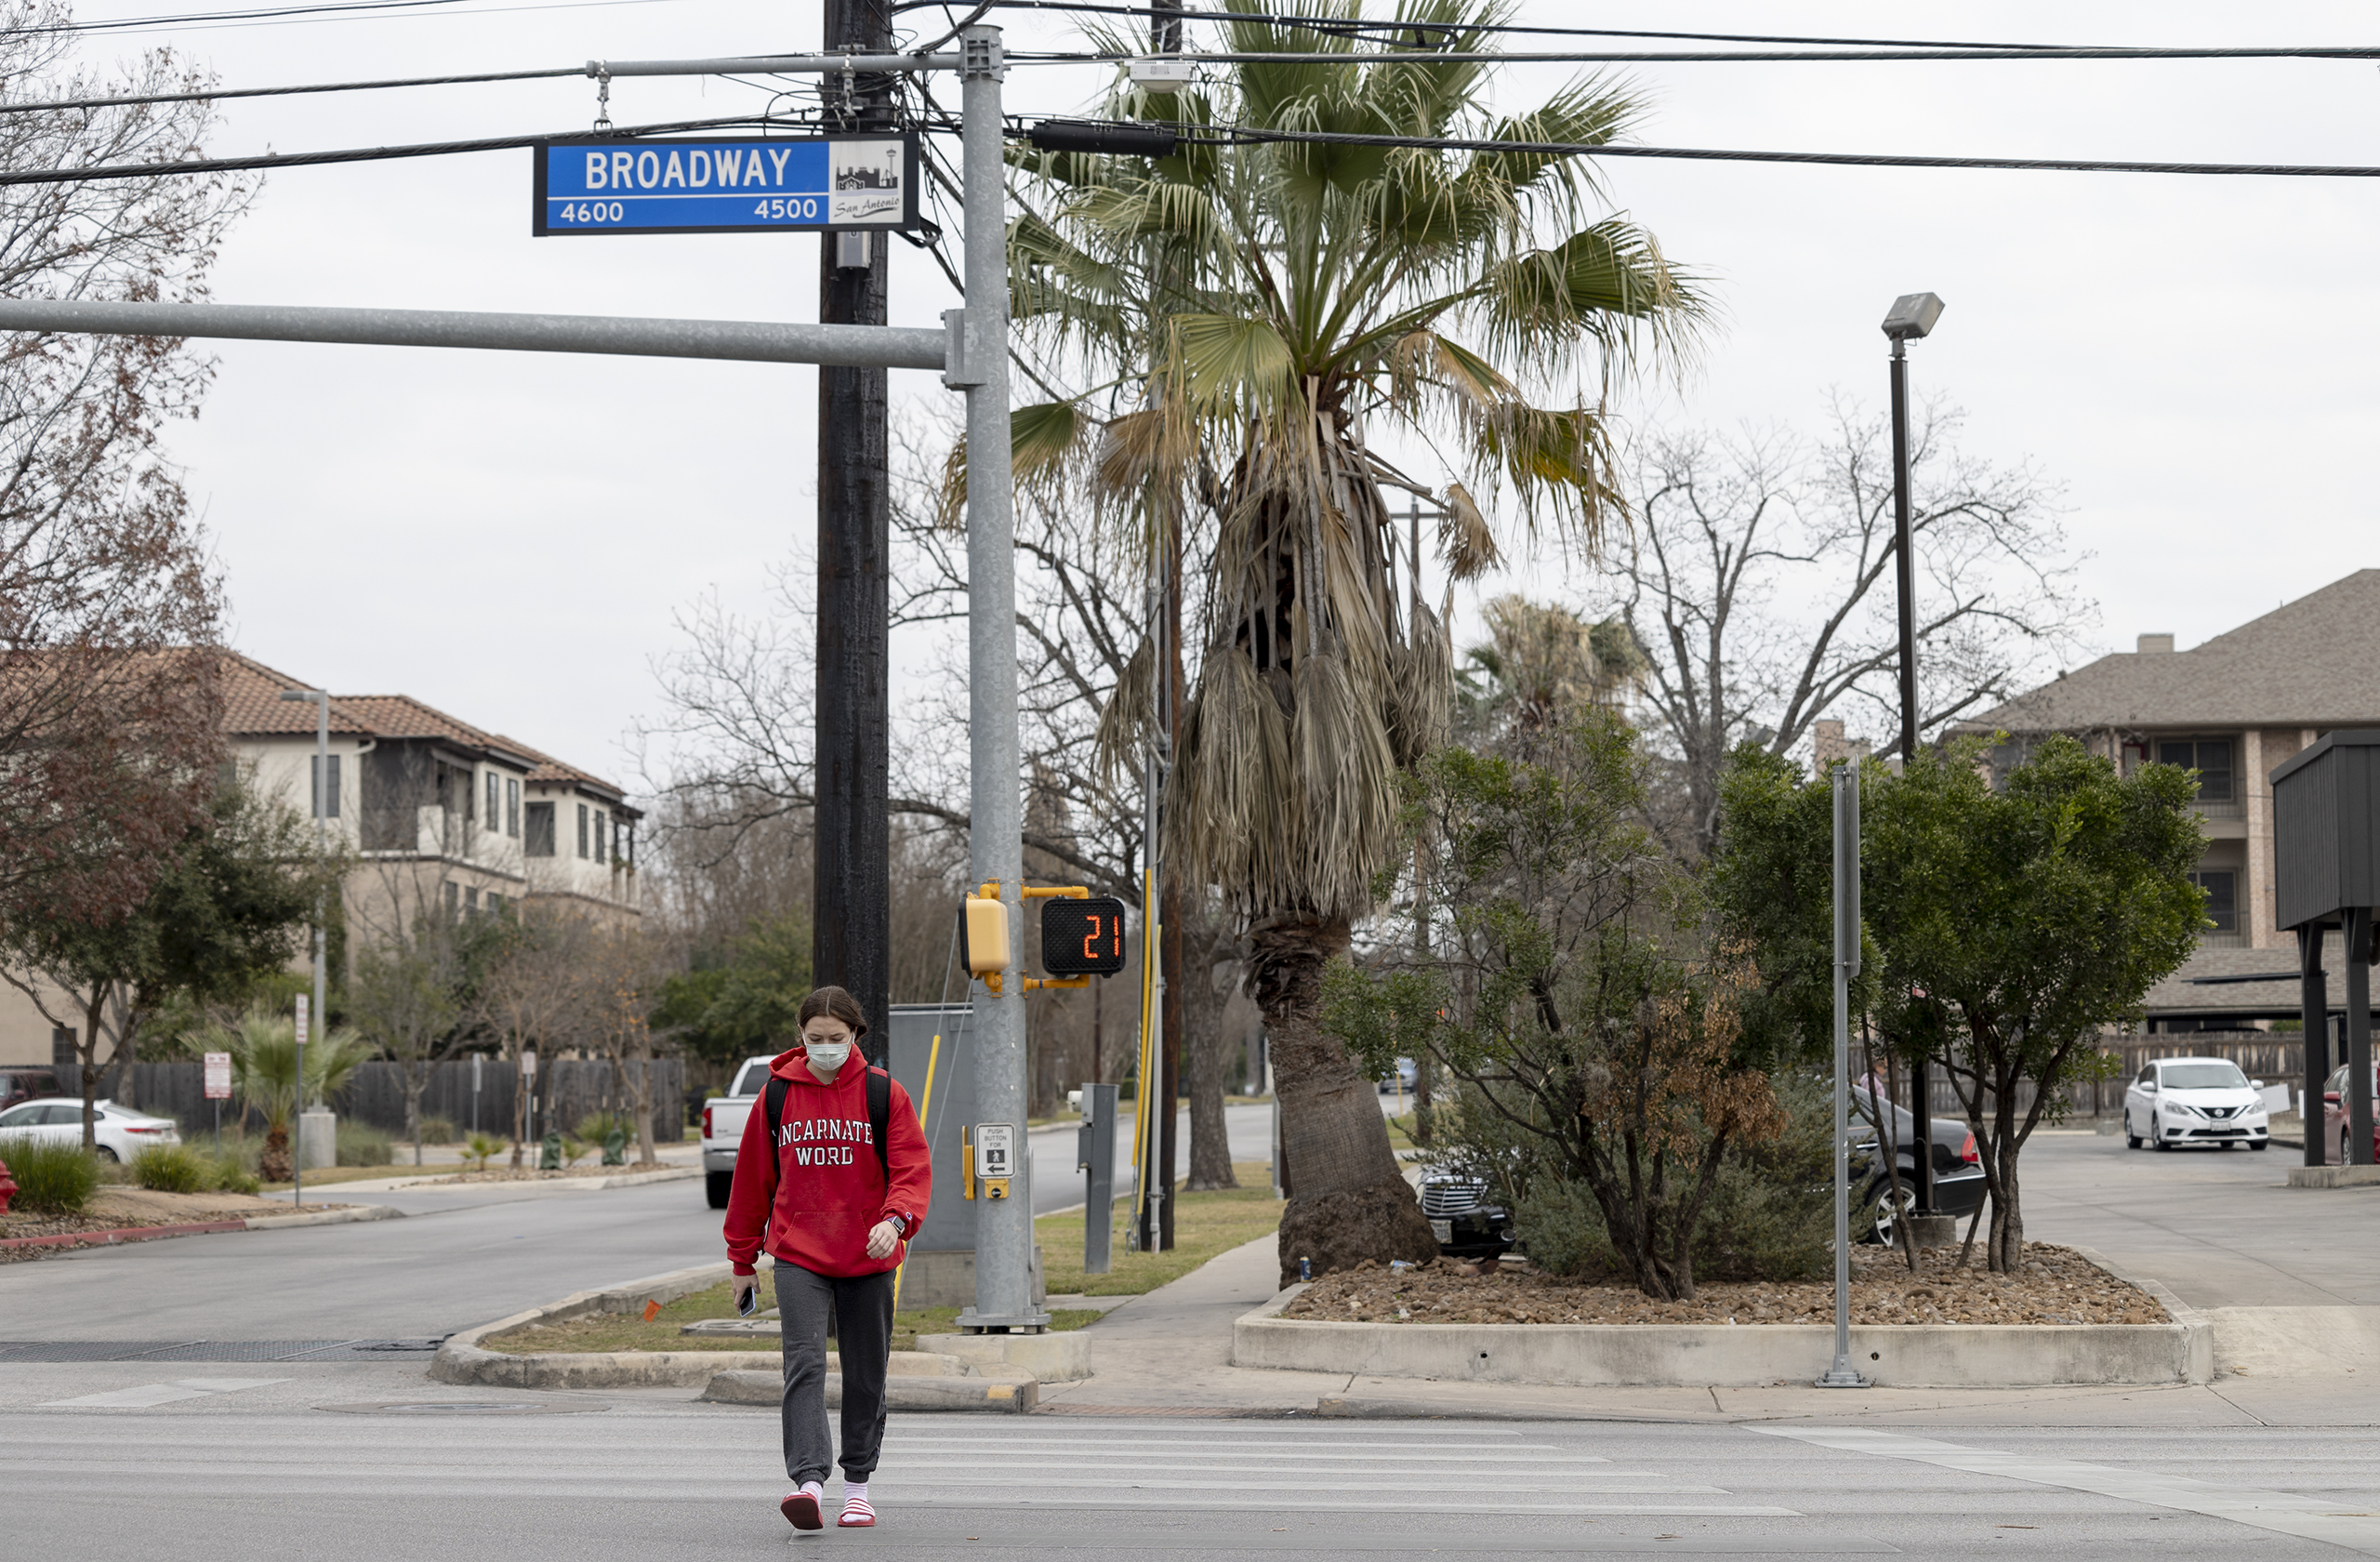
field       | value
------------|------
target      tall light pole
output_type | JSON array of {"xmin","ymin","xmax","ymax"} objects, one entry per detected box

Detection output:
[
  {"xmin": 279, "ymin": 687, "xmax": 329, "ymax": 1204},
  {"xmin": 1881, "ymin": 291, "xmax": 1942, "ymax": 1219}
]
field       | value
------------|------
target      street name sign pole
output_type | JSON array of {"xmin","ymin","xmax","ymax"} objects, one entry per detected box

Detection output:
[
  {"xmin": 1818, "ymin": 761, "xmax": 1869, "ymax": 1387},
  {"xmin": 0, "ymin": 24, "xmax": 1047, "ymax": 1331}
]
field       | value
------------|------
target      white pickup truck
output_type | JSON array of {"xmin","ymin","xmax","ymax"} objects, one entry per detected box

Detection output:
[{"xmin": 701, "ymin": 1053, "xmax": 778, "ymax": 1209}]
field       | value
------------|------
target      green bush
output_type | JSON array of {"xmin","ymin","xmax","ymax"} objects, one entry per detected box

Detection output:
[
  {"xmin": 1691, "ymin": 1072, "xmax": 1832, "ymax": 1283},
  {"xmin": 416, "ymin": 1116, "xmax": 456, "ymax": 1145},
  {"xmin": 210, "ymin": 1158, "xmax": 261, "ymax": 1196},
  {"xmin": 129, "ymin": 1142, "xmax": 210, "ymax": 1195},
  {"xmin": 1514, "ymin": 1177, "xmax": 1620, "ymax": 1279},
  {"xmin": 574, "ymin": 1111, "xmax": 627, "ymax": 1144},
  {"xmin": 336, "ymin": 1122, "xmax": 393, "ymax": 1167},
  {"xmin": 460, "ymin": 1132, "xmax": 502, "ymax": 1172},
  {"xmin": 2, "ymin": 1136, "xmax": 100, "ymax": 1214}
]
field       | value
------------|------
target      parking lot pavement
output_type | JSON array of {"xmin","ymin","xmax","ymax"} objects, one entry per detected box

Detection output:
[
  {"xmin": 6, "ymin": 1378, "xmax": 2380, "ymax": 1559},
  {"xmin": 2020, "ymin": 1128, "xmax": 2380, "ymax": 1309}
]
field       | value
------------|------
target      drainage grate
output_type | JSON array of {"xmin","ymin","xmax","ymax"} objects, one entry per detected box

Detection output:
[{"xmin": 0, "ymin": 1339, "xmax": 446, "ymax": 1362}]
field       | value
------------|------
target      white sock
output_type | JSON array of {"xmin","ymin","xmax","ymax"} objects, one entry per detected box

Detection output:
[
  {"xmin": 844, "ymin": 1480, "xmax": 868, "ymax": 1503},
  {"xmin": 800, "ymin": 1480, "xmax": 824, "ymax": 1502}
]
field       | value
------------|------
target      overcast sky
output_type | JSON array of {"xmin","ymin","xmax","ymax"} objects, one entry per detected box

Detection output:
[{"xmin": 58, "ymin": 0, "xmax": 2380, "ymax": 788}]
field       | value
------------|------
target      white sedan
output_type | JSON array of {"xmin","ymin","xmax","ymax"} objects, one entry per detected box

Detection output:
[
  {"xmin": 2123, "ymin": 1057, "xmax": 2270, "ymax": 1152},
  {"xmin": 0, "ymin": 1097, "xmax": 182, "ymax": 1161}
]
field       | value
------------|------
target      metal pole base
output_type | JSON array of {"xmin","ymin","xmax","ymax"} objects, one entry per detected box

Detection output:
[
  {"xmin": 1815, "ymin": 1360, "xmax": 1871, "ymax": 1388},
  {"xmin": 956, "ymin": 1308, "xmax": 1051, "ymax": 1334}
]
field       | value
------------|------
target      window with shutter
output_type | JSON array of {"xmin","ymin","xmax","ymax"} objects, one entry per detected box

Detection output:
[{"xmin": 524, "ymin": 802, "xmax": 556, "ymax": 858}]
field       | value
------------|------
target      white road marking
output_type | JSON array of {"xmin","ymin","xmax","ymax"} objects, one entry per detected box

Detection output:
[
  {"xmin": 1759, "ymin": 1425, "xmax": 2380, "ymax": 1555},
  {"xmin": 41, "ymin": 1378, "xmax": 287, "ymax": 1410}
]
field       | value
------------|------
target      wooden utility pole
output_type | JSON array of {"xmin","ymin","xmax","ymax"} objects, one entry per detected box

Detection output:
[
  {"xmin": 815, "ymin": 0, "xmax": 893, "ymax": 1063},
  {"xmin": 1153, "ymin": 0, "xmax": 1185, "ymax": 1251}
]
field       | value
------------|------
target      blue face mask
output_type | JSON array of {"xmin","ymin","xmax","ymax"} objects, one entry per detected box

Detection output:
[{"xmin": 804, "ymin": 1039, "xmax": 853, "ymax": 1074}]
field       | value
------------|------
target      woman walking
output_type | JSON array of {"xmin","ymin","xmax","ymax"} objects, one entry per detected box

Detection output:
[{"xmin": 723, "ymin": 986, "xmax": 932, "ymax": 1530}]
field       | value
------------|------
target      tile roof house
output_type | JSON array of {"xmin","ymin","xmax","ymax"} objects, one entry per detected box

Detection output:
[
  {"xmin": 1, "ymin": 652, "xmax": 641, "ymax": 1069},
  {"xmin": 1956, "ymin": 571, "xmax": 2380, "ymax": 1029}
]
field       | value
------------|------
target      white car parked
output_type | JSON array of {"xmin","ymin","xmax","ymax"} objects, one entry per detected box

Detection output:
[
  {"xmin": 2123, "ymin": 1057, "xmax": 2270, "ymax": 1152},
  {"xmin": 0, "ymin": 1097, "xmax": 182, "ymax": 1161}
]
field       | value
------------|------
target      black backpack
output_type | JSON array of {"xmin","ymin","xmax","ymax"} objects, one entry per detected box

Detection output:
[{"xmin": 761, "ymin": 1065, "xmax": 891, "ymax": 1185}]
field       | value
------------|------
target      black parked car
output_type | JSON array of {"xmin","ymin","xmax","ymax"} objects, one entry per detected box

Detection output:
[
  {"xmin": 1849, "ymin": 1091, "xmax": 1987, "ymax": 1245},
  {"xmin": 1416, "ymin": 1172, "xmax": 1514, "ymax": 1259}
]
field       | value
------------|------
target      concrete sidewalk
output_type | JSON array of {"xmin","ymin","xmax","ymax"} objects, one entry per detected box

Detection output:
[{"xmin": 1038, "ymin": 1233, "xmax": 2380, "ymax": 1427}]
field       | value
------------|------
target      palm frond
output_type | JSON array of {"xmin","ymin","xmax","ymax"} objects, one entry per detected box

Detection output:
[{"xmin": 1437, "ymin": 480, "xmax": 1501, "ymax": 579}]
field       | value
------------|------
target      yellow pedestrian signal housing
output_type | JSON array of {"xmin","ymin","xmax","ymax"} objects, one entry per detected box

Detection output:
[
  {"xmin": 1041, "ymin": 894, "xmax": 1129, "ymax": 977},
  {"xmin": 958, "ymin": 890, "xmax": 1010, "ymax": 980}
]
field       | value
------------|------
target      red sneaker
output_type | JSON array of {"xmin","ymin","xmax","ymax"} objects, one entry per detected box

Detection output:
[
  {"xmin": 838, "ymin": 1497, "xmax": 877, "ymax": 1529},
  {"xmin": 780, "ymin": 1487, "xmax": 824, "ymax": 1529}
]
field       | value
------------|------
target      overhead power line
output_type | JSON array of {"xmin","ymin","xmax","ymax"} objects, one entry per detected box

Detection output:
[
  {"xmin": 0, "ymin": 65, "xmax": 582, "ymax": 117},
  {"xmin": 1012, "ymin": 44, "xmax": 2380, "ymax": 65},
  {"xmin": 891, "ymin": 0, "xmax": 2087, "ymax": 52},
  {"xmin": 0, "ymin": 113, "xmax": 809, "ymax": 187},
  {"xmin": 1017, "ymin": 116, "xmax": 2380, "ymax": 179}
]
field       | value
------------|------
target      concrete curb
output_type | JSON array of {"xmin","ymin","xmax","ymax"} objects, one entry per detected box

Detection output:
[
  {"xmin": 245, "ymin": 1205, "xmax": 405, "ymax": 1231},
  {"xmin": 430, "ymin": 1260, "xmax": 764, "ymax": 1387},
  {"xmin": 2285, "ymin": 1164, "xmax": 2380, "ymax": 1188},
  {"xmin": 1232, "ymin": 1286, "xmax": 2214, "ymax": 1389},
  {"xmin": 403, "ymin": 1167, "xmax": 703, "ymax": 1194},
  {"xmin": 701, "ymin": 1367, "xmax": 1038, "ymax": 1411},
  {"xmin": 916, "ymin": 1330, "xmax": 1091, "ymax": 1383},
  {"xmin": 429, "ymin": 1262, "xmax": 1049, "ymax": 1404}
]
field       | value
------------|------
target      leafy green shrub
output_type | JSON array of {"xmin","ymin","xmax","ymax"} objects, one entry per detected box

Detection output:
[
  {"xmin": 129, "ymin": 1142, "xmax": 209, "ymax": 1195},
  {"xmin": 210, "ymin": 1158, "xmax": 261, "ymax": 1196},
  {"xmin": 416, "ymin": 1116, "xmax": 456, "ymax": 1145},
  {"xmin": 574, "ymin": 1111, "xmax": 626, "ymax": 1144},
  {"xmin": 1514, "ymin": 1177, "xmax": 1620, "ymax": 1279},
  {"xmin": 1692, "ymin": 1072, "xmax": 1831, "ymax": 1283},
  {"xmin": 1, "ymin": 1137, "xmax": 100, "ymax": 1214},
  {"xmin": 336, "ymin": 1122, "xmax": 393, "ymax": 1167},
  {"xmin": 559, "ymin": 1134, "xmax": 591, "ymax": 1166},
  {"xmin": 460, "ymin": 1132, "xmax": 502, "ymax": 1172}
]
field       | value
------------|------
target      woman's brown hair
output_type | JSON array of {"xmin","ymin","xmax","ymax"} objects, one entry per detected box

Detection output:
[{"xmin": 797, "ymin": 985, "xmax": 869, "ymax": 1039}]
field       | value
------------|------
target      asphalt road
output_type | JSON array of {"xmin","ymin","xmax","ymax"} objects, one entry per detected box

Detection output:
[
  {"xmin": 6, "ymin": 1381, "xmax": 2379, "ymax": 1559},
  {"xmin": 1029, "ymin": 1101, "xmax": 1284, "ymax": 1214}
]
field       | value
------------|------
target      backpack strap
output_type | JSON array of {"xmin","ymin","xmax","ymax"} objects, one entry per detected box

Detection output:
[
  {"xmin": 762, "ymin": 1075, "xmax": 788, "ymax": 1173},
  {"xmin": 866, "ymin": 1066, "xmax": 891, "ymax": 1185}
]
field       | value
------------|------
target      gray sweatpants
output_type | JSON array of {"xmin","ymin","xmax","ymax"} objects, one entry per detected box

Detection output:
[{"xmin": 776, "ymin": 1262, "xmax": 895, "ymax": 1486}]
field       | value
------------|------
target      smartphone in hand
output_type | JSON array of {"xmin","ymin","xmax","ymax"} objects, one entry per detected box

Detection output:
[{"xmin": 736, "ymin": 1283, "xmax": 759, "ymax": 1317}]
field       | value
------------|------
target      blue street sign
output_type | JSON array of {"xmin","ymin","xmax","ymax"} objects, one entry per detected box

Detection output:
[{"xmin": 533, "ymin": 135, "xmax": 916, "ymax": 236}]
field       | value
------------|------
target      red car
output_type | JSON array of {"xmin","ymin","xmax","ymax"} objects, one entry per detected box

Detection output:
[{"xmin": 2321, "ymin": 1065, "xmax": 2380, "ymax": 1166}]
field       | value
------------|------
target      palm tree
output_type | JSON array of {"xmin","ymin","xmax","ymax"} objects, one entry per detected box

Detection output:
[
  {"xmin": 212, "ymin": 1004, "xmax": 369, "ymax": 1182},
  {"xmin": 999, "ymin": 0, "xmax": 1699, "ymax": 1277}
]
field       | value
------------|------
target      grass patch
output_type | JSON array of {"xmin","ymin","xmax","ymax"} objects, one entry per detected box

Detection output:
[
  {"xmin": 484, "ymin": 1277, "xmax": 1101, "ymax": 1355},
  {"xmin": 1037, "ymin": 1158, "xmax": 1283, "ymax": 1297}
]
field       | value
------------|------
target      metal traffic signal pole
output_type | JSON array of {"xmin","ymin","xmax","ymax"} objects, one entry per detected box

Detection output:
[
  {"xmin": 952, "ymin": 25, "xmax": 1042, "ymax": 1330},
  {"xmin": 815, "ymin": 0, "xmax": 895, "ymax": 1068},
  {"xmin": 0, "ymin": 28, "xmax": 1047, "ymax": 1331}
]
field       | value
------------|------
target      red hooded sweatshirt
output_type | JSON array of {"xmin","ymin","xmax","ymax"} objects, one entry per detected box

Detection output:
[{"xmin": 722, "ymin": 1048, "xmax": 932, "ymax": 1279}]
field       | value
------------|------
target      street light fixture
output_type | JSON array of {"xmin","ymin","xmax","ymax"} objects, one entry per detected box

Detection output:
[
  {"xmin": 279, "ymin": 686, "xmax": 329, "ymax": 1208},
  {"xmin": 1880, "ymin": 291, "xmax": 1943, "ymax": 1226}
]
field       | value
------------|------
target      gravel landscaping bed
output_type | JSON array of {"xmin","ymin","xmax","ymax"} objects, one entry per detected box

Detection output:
[
  {"xmin": 424, "ymin": 1163, "xmax": 674, "ymax": 1184},
  {"xmin": 0, "ymin": 1200, "xmax": 362, "ymax": 1262},
  {"xmin": 1281, "ymin": 1243, "xmax": 2168, "ymax": 1327}
]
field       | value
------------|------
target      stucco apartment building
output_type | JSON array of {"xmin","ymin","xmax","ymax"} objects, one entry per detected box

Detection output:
[
  {"xmin": 1955, "ymin": 570, "xmax": 2380, "ymax": 1029},
  {"xmin": 0, "ymin": 652, "xmax": 641, "ymax": 1069}
]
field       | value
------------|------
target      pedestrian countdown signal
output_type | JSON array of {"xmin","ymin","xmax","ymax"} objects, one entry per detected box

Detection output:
[{"xmin": 1041, "ymin": 895, "xmax": 1128, "ymax": 978}]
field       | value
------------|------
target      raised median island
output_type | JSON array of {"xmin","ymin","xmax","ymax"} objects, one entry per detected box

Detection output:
[{"xmin": 1235, "ymin": 1244, "xmax": 2212, "ymax": 1388}]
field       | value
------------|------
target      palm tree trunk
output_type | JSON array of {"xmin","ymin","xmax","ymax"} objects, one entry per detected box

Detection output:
[{"xmin": 1248, "ymin": 912, "xmax": 1436, "ymax": 1286}]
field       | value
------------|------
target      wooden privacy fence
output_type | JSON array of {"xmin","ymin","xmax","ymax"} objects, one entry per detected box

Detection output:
[
  {"xmin": 83, "ymin": 1057, "xmax": 686, "ymax": 1142},
  {"xmin": 1905, "ymin": 1033, "xmax": 2304, "ymax": 1120}
]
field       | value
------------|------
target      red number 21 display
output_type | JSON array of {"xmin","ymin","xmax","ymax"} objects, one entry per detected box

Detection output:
[{"xmin": 1039, "ymin": 895, "xmax": 1129, "ymax": 977}]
